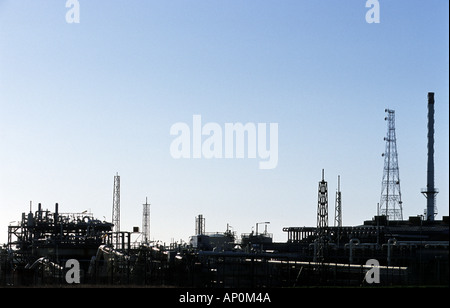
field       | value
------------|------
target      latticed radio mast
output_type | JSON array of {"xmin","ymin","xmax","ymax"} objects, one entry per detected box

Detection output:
[
  {"xmin": 142, "ymin": 197, "xmax": 151, "ymax": 244},
  {"xmin": 112, "ymin": 173, "xmax": 121, "ymax": 247},
  {"xmin": 317, "ymin": 169, "xmax": 328, "ymax": 230},
  {"xmin": 315, "ymin": 169, "xmax": 328, "ymax": 262},
  {"xmin": 379, "ymin": 109, "xmax": 403, "ymax": 221},
  {"xmin": 334, "ymin": 175, "xmax": 342, "ymax": 228}
]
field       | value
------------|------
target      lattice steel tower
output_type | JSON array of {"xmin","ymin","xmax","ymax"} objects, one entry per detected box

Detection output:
[
  {"xmin": 334, "ymin": 175, "xmax": 342, "ymax": 228},
  {"xmin": 317, "ymin": 169, "xmax": 329, "ymax": 230},
  {"xmin": 142, "ymin": 197, "xmax": 151, "ymax": 244},
  {"xmin": 379, "ymin": 109, "xmax": 403, "ymax": 221},
  {"xmin": 112, "ymin": 173, "xmax": 121, "ymax": 246},
  {"xmin": 315, "ymin": 169, "xmax": 328, "ymax": 262}
]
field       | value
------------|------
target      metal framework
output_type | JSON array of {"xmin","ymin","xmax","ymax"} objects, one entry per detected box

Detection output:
[
  {"xmin": 317, "ymin": 169, "xmax": 328, "ymax": 230},
  {"xmin": 6, "ymin": 202, "xmax": 112, "ymax": 267},
  {"xmin": 334, "ymin": 175, "xmax": 342, "ymax": 228},
  {"xmin": 195, "ymin": 214, "xmax": 205, "ymax": 235},
  {"xmin": 316, "ymin": 169, "xmax": 328, "ymax": 262},
  {"xmin": 142, "ymin": 197, "xmax": 150, "ymax": 244},
  {"xmin": 112, "ymin": 173, "xmax": 121, "ymax": 247},
  {"xmin": 379, "ymin": 109, "xmax": 403, "ymax": 221}
]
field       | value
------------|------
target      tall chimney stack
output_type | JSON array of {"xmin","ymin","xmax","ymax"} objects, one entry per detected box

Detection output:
[{"xmin": 423, "ymin": 92, "xmax": 438, "ymax": 221}]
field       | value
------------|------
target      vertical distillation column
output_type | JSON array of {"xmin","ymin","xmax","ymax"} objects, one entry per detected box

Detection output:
[
  {"xmin": 379, "ymin": 109, "xmax": 403, "ymax": 221},
  {"xmin": 112, "ymin": 173, "xmax": 120, "ymax": 248},
  {"xmin": 196, "ymin": 214, "xmax": 205, "ymax": 235}
]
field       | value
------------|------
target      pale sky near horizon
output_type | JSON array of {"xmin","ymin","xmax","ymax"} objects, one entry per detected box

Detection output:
[{"xmin": 1, "ymin": 0, "xmax": 448, "ymax": 245}]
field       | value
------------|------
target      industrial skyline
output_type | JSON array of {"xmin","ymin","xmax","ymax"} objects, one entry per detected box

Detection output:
[{"xmin": 0, "ymin": 1, "xmax": 449, "ymax": 246}]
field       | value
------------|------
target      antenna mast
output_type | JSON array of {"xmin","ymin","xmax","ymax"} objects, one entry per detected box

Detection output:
[
  {"xmin": 112, "ymin": 173, "xmax": 121, "ymax": 247},
  {"xmin": 316, "ymin": 169, "xmax": 328, "ymax": 262},
  {"xmin": 379, "ymin": 109, "xmax": 403, "ymax": 221},
  {"xmin": 142, "ymin": 197, "xmax": 151, "ymax": 244},
  {"xmin": 334, "ymin": 175, "xmax": 342, "ymax": 228}
]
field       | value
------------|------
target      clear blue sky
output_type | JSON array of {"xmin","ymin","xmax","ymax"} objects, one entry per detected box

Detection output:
[{"xmin": 1, "ymin": 0, "xmax": 448, "ymax": 245}]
